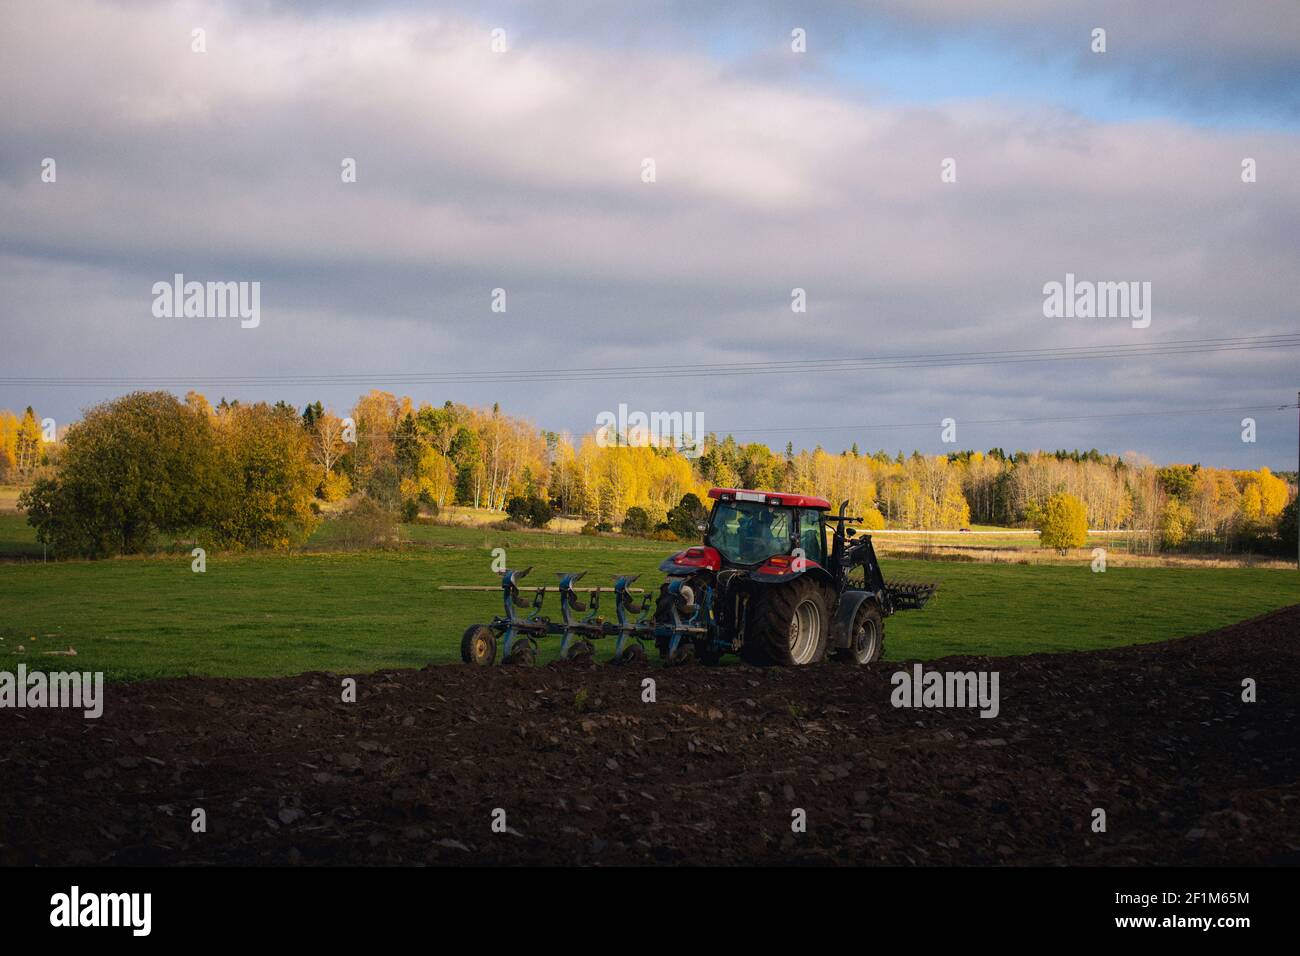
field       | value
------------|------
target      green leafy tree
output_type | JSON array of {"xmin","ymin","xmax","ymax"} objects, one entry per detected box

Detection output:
[
  {"xmin": 393, "ymin": 412, "xmax": 422, "ymax": 479},
  {"xmin": 667, "ymin": 493, "xmax": 707, "ymax": 539},
  {"xmin": 1277, "ymin": 496, "xmax": 1298, "ymax": 555},
  {"xmin": 365, "ymin": 462, "xmax": 403, "ymax": 512},
  {"xmin": 1157, "ymin": 464, "xmax": 1198, "ymax": 501},
  {"xmin": 449, "ymin": 426, "xmax": 483, "ymax": 506},
  {"xmin": 20, "ymin": 392, "xmax": 221, "ymax": 556},
  {"xmin": 209, "ymin": 402, "xmax": 320, "ymax": 550},
  {"xmin": 301, "ymin": 401, "xmax": 324, "ymax": 430}
]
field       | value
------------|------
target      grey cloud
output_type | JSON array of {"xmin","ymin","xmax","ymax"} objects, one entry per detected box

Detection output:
[{"xmin": 1, "ymin": 0, "xmax": 1297, "ymax": 468}]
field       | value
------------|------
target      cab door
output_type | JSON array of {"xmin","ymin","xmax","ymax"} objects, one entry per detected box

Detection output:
[{"xmin": 797, "ymin": 508, "xmax": 826, "ymax": 567}]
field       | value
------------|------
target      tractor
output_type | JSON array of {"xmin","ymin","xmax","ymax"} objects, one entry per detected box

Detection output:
[
  {"xmin": 651, "ymin": 488, "xmax": 936, "ymax": 665},
  {"xmin": 456, "ymin": 487, "xmax": 936, "ymax": 667}
]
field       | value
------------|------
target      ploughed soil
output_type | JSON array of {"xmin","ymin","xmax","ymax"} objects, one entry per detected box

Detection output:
[{"xmin": 2, "ymin": 607, "xmax": 1297, "ymax": 866}]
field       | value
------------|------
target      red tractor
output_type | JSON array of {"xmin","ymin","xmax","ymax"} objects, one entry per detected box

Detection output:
[
  {"xmin": 457, "ymin": 486, "xmax": 936, "ymax": 668},
  {"xmin": 653, "ymin": 488, "xmax": 937, "ymax": 666}
]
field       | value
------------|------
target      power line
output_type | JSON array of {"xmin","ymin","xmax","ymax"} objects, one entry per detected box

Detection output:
[
  {"xmin": 340, "ymin": 400, "xmax": 1299, "ymax": 441},
  {"xmin": 695, "ymin": 402, "xmax": 1300, "ymax": 437},
  {"xmin": 3, "ymin": 332, "xmax": 1298, "ymax": 388}
]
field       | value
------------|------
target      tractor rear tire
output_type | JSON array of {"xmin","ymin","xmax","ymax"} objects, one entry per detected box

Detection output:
[
  {"xmin": 742, "ymin": 578, "xmax": 830, "ymax": 666},
  {"xmin": 834, "ymin": 602, "xmax": 884, "ymax": 664},
  {"xmin": 461, "ymin": 625, "xmax": 497, "ymax": 666}
]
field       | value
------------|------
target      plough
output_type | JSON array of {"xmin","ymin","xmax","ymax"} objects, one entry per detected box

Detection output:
[
  {"xmin": 458, "ymin": 569, "xmax": 711, "ymax": 666},
  {"xmin": 457, "ymin": 487, "xmax": 937, "ymax": 667}
]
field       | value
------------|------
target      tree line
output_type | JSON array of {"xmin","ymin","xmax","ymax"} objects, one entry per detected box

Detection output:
[{"xmin": 5, "ymin": 390, "xmax": 1296, "ymax": 557}]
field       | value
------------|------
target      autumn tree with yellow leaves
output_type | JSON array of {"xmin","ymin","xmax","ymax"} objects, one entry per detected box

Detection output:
[{"xmin": 11, "ymin": 388, "xmax": 1297, "ymax": 556}]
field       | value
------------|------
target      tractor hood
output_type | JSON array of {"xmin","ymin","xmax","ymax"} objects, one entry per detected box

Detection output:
[{"xmin": 659, "ymin": 546, "xmax": 722, "ymax": 575}]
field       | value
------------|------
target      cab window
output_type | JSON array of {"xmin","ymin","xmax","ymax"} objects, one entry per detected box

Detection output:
[
  {"xmin": 798, "ymin": 509, "xmax": 824, "ymax": 564},
  {"xmin": 707, "ymin": 501, "xmax": 793, "ymax": 565}
]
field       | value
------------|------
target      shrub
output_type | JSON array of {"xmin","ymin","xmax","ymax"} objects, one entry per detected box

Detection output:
[
  {"xmin": 505, "ymin": 495, "xmax": 554, "ymax": 529},
  {"xmin": 650, "ymin": 529, "xmax": 678, "ymax": 542},
  {"xmin": 529, "ymin": 498, "xmax": 554, "ymax": 528},
  {"xmin": 400, "ymin": 499, "xmax": 420, "ymax": 523},
  {"xmin": 666, "ymin": 493, "xmax": 707, "ymax": 539},
  {"xmin": 320, "ymin": 471, "xmax": 352, "ymax": 503},
  {"xmin": 1036, "ymin": 492, "xmax": 1087, "ymax": 551},
  {"xmin": 643, "ymin": 504, "xmax": 668, "ymax": 532},
  {"xmin": 580, "ymin": 520, "xmax": 599, "ymax": 536},
  {"xmin": 859, "ymin": 506, "xmax": 886, "ymax": 530},
  {"xmin": 622, "ymin": 506, "xmax": 651, "ymax": 536},
  {"xmin": 333, "ymin": 497, "xmax": 400, "ymax": 550},
  {"xmin": 596, "ymin": 520, "xmax": 614, "ymax": 533},
  {"xmin": 364, "ymin": 462, "xmax": 403, "ymax": 512}
]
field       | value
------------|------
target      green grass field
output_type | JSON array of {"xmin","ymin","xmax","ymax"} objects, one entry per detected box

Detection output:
[
  {"xmin": 0, "ymin": 512, "xmax": 41, "ymax": 558},
  {"xmin": 1, "ymin": 521, "xmax": 1298, "ymax": 681},
  {"xmin": 871, "ymin": 527, "xmax": 1145, "ymax": 552}
]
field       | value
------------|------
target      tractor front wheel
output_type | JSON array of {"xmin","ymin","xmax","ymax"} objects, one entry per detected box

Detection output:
[
  {"xmin": 460, "ymin": 625, "xmax": 497, "ymax": 666},
  {"xmin": 834, "ymin": 602, "xmax": 884, "ymax": 664},
  {"xmin": 742, "ymin": 578, "xmax": 830, "ymax": 666}
]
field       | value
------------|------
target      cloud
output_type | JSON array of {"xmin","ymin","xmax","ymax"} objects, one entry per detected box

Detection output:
[
  {"xmin": 253, "ymin": 0, "xmax": 1300, "ymax": 117},
  {"xmin": 1, "ymin": 0, "xmax": 1297, "ymax": 467}
]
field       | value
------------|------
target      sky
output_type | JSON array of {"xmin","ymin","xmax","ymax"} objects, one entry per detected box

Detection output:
[{"xmin": 2, "ymin": 0, "xmax": 1298, "ymax": 468}]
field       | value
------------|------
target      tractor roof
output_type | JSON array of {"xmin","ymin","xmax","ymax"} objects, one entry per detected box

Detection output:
[{"xmin": 707, "ymin": 488, "xmax": 832, "ymax": 510}]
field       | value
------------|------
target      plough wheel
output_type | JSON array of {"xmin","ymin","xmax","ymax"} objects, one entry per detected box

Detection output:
[{"xmin": 460, "ymin": 625, "xmax": 497, "ymax": 666}]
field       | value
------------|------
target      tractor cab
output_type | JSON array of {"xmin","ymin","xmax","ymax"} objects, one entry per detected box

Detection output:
[
  {"xmin": 660, "ymin": 488, "xmax": 832, "ymax": 578},
  {"xmin": 705, "ymin": 488, "xmax": 829, "ymax": 570}
]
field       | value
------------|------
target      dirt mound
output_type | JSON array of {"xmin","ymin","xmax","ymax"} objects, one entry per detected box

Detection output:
[{"xmin": 2, "ymin": 606, "xmax": 1297, "ymax": 865}]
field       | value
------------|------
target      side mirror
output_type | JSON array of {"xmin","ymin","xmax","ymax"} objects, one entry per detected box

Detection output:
[
  {"xmin": 696, "ymin": 522, "xmax": 708, "ymax": 533},
  {"xmin": 845, "ymin": 527, "xmax": 858, "ymax": 538}
]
